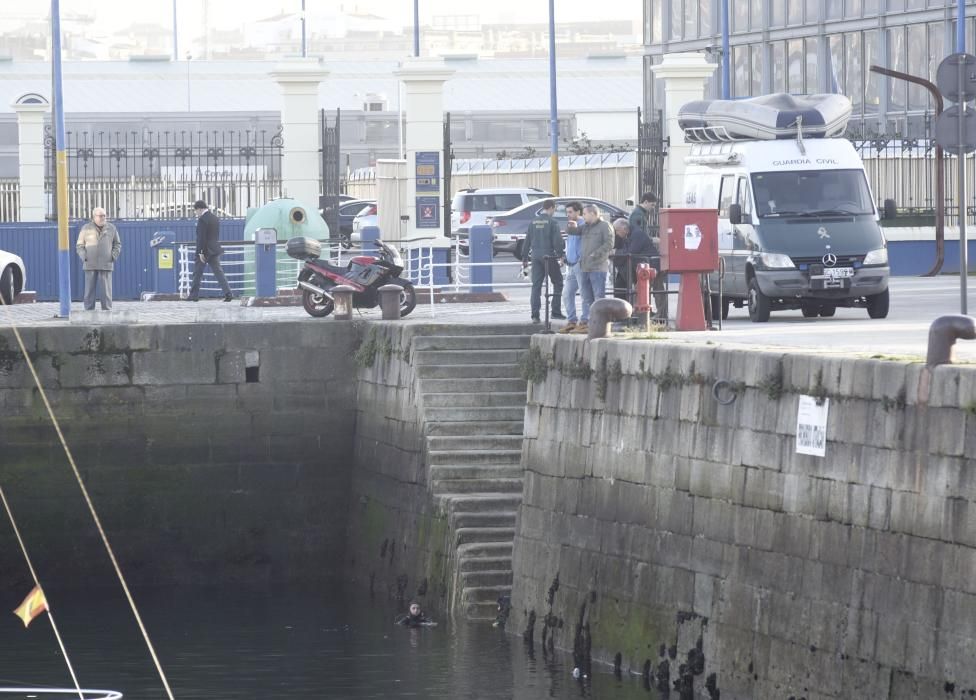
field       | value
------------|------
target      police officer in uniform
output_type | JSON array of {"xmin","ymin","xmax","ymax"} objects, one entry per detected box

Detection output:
[{"xmin": 521, "ymin": 199, "xmax": 565, "ymax": 322}]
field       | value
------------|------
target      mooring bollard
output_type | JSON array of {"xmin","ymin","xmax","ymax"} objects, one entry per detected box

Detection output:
[
  {"xmin": 332, "ymin": 285, "xmax": 355, "ymax": 320},
  {"xmin": 588, "ymin": 298, "xmax": 633, "ymax": 339},
  {"xmin": 926, "ymin": 314, "xmax": 976, "ymax": 365},
  {"xmin": 378, "ymin": 284, "xmax": 402, "ymax": 320}
]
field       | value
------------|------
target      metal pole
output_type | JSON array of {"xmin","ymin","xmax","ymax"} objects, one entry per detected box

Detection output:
[
  {"xmin": 172, "ymin": 0, "xmax": 178, "ymax": 62},
  {"xmin": 51, "ymin": 0, "xmax": 70, "ymax": 319},
  {"xmin": 414, "ymin": 0, "xmax": 420, "ymax": 57},
  {"xmin": 958, "ymin": 0, "xmax": 966, "ymax": 53},
  {"xmin": 301, "ymin": 0, "xmax": 307, "ymax": 58},
  {"xmin": 721, "ymin": 0, "xmax": 730, "ymax": 99},
  {"xmin": 548, "ymin": 0, "xmax": 559, "ymax": 195},
  {"xmin": 959, "ymin": 52, "xmax": 969, "ymax": 315}
]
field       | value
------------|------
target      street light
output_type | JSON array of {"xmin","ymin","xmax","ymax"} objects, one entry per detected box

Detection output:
[{"xmin": 548, "ymin": 0, "xmax": 559, "ymax": 195}]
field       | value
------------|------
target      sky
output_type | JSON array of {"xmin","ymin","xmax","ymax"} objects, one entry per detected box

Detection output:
[{"xmin": 1, "ymin": 0, "xmax": 639, "ymax": 32}]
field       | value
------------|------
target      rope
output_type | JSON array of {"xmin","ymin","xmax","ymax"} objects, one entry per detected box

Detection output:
[
  {"xmin": 0, "ymin": 295, "xmax": 176, "ymax": 700},
  {"xmin": 0, "ymin": 485, "xmax": 84, "ymax": 700}
]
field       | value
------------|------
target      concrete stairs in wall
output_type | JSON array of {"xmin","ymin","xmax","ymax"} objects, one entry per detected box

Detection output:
[{"xmin": 412, "ymin": 330, "xmax": 532, "ymax": 621}]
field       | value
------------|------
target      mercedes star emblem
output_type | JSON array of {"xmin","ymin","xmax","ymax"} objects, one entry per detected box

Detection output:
[
  {"xmin": 822, "ymin": 253, "xmax": 838, "ymax": 267},
  {"xmin": 817, "ymin": 226, "xmax": 830, "ymax": 239}
]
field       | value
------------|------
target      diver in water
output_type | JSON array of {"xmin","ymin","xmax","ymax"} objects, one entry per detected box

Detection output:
[{"xmin": 396, "ymin": 601, "xmax": 434, "ymax": 627}]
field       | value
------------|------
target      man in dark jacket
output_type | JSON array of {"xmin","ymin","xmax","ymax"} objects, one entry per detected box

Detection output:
[
  {"xmin": 612, "ymin": 218, "xmax": 656, "ymax": 306},
  {"xmin": 522, "ymin": 199, "xmax": 565, "ymax": 322},
  {"xmin": 187, "ymin": 200, "xmax": 234, "ymax": 301}
]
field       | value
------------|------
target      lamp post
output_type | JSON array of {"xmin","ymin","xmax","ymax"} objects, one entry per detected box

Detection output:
[
  {"xmin": 958, "ymin": 0, "xmax": 966, "ymax": 53},
  {"xmin": 301, "ymin": 0, "xmax": 307, "ymax": 58},
  {"xmin": 548, "ymin": 0, "xmax": 559, "ymax": 195},
  {"xmin": 720, "ymin": 0, "xmax": 730, "ymax": 99},
  {"xmin": 51, "ymin": 0, "xmax": 70, "ymax": 318},
  {"xmin": 172, "ymin": 0, "xmax": 178, "ymax": 62}
]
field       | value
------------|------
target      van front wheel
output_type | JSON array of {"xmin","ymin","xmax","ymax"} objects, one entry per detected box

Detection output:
[
  {"xmin": 747, "ymin": 278, "xmax": 771, "ymax": 323},
  {"xmin": 866, "ymin": 289, "xmax": 889, "ymax": 319}
]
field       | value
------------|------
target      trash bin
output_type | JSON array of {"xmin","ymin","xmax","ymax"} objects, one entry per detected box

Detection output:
[{"xmin": 150, "ymin": 231, "xmax": 177, "ymax": 295}]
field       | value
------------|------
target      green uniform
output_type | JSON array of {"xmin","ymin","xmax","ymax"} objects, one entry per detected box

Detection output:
[{"xmin": 524, "ymin": 212, "xmax": 565, "ymax": 320}]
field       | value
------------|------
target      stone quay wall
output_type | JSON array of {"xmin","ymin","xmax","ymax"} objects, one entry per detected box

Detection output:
[
  {"xmin": 0, "ymin": 321, "xmax": 361, "ymax": 595},
  {"xmin": 345, "ymin": 324, "xmax": 452, "ymax": 610},
  {"xmin": 509, "ymin": 335, "xmax": 976, "ymax": 699}
]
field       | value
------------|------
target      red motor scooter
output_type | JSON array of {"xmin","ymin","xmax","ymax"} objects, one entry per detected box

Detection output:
[{"xmin": 287, "ymin": 237, "xmax": 417, "ymax": 318}]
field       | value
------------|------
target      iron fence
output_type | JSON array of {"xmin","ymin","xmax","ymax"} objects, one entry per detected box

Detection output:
[
  {"xmin": 41, "ymin": 127, "xmax": 283, "ymax": 221},
  {"xmin": 847, "ymin": 117, "xmax": 975, "ymax": 225}
]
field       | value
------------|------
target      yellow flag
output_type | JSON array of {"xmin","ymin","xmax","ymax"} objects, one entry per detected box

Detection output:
[{"xmin": 13, "ymin": 586, "xmax": 47, "ymax": 628}]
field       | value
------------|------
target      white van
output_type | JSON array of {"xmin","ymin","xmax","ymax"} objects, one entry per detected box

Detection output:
[{"xmin": 684, "ymin": 137, "xmax": 890, "ymax": 322}]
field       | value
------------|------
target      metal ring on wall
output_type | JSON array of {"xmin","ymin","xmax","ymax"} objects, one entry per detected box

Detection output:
[{"xmin": 712, "ymin": 379, "xmax": 738, "ymax": 405}]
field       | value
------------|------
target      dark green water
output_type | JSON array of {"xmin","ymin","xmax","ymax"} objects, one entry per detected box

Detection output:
[{"xmin": 0, "ymin": 587, "xmax": 660, "ymax": 699}]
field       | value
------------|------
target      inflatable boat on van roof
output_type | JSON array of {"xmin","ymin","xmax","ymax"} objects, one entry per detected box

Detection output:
[{"xmin": 678, "ymin": 93, "xmax": 852, "ymax": 143}]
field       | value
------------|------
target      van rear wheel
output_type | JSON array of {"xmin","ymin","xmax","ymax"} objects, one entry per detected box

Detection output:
[
  {"xmin": 801, "ymin": 303, "xmax": 819, "ymax": 318},
  {"xmin": 819, "ymin": 305, "xmax": 836, "ymax": 317},
  {"xmin": 747, "ymin": 278, "xmax": 770, "ymax": 323},
  {"xmin": 866, "ymin": 289, "xmax": 889, "ymax": 319}
]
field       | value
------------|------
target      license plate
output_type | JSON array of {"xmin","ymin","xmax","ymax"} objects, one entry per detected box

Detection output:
[
  {"xmin": 812, "ymin": 277, "xmax": 850, "ymax": 290},
  {"xmin": 823, "ymin": 267, "xmax": 854, "ymax": 279}
]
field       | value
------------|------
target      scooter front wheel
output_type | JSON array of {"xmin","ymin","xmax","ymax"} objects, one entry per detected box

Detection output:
[{"xmin": 302, "ymin": 288, "xmax": 335, "ymax": 317}]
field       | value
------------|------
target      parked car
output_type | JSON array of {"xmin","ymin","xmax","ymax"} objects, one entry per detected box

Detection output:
[
  {"xmin": 450, "ymin": 187, "xmax": 552, "ymax": 240},
  {"xmin": 350, "ymin": 203, "xmax": 379, "ymax": 247},
  {"xmin": 333, "ymin": 199, "xmax": 375, "ymax": 237},
  {"xmin": 482, "ymin": 197, "xmax": 628, "ymax": 258},
  {"xmin": 0, "ymin": 248, "xmax": 26, "ymax": 305}
]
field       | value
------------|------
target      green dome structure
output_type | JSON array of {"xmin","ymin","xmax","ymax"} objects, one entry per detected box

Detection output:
[{"xmin": 241, "ymin": 198, "xmax": 330, "ymax": 295}]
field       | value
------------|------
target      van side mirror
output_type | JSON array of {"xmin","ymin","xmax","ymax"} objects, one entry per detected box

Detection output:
[
  {"xmin": 882, "ymin": 199, "xmax": 897, "ymax": 220},
  {"xmin": 729, "ymin": 203, "xmax": 742, "ymax": 225}
]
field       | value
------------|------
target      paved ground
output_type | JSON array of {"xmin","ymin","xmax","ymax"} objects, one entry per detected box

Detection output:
[{"xmin": 1, "ymin": 276, "xmax": 973, "ymax": 361}]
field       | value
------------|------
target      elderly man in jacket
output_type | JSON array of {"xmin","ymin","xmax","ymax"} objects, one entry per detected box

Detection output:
[
  {"xmin": 76, "ymin": 207, "xmax": 122, "ymax": 310},
  {"xmin": 574, "ymin": 204, "xmax": 615, "ymax": 334}
]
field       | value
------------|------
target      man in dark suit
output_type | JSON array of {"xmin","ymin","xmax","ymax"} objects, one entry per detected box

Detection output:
[{"xmin": 187, "ymin": 200, "xmax": 234, "ymax": 301}]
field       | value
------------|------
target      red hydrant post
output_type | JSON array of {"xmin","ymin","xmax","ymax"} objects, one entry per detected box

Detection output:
[{"xmin": 636, "ymin": 263, "xmax": 656, "ymax": 330}]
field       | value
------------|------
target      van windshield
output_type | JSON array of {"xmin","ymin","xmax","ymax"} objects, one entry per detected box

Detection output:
[{"xmin": 751, "ymin": 170, "xmax": 875, "ymax": 218}]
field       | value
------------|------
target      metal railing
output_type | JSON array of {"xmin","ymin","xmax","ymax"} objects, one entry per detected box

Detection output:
[{"xmin": 175, "ymin": 241, "xmax": 303, "ymax": 299}]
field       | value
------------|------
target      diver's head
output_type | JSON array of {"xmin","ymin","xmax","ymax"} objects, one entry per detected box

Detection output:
[{"xmin": 409, "ymin": 602, "xmax": 421, "ymax": 617}]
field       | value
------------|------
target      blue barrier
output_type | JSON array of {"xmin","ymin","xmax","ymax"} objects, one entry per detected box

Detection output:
[
  {"xmin": 469, "ymin": 225, "xmax": 493, "ymax": 293},
  {"xmin": 0, "ymin": 218, "xmax": 245, "ymax": 300},
  {"xmin": 887, "ymin": 239, "xmax": 976, "ymax": 276}
]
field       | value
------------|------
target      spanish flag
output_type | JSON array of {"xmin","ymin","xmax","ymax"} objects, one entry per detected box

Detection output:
[{"xmin": 13, "ymin": 586, "xmax": 48, "ymax": 628}]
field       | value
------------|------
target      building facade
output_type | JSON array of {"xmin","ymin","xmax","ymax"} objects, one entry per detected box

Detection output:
[{"xmin": 643, "ymin": 0, "xmax": 976, "ymax": 135}]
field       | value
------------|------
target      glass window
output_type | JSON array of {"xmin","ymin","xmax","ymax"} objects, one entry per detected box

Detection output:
[
  {"xmin": 700, "ymin": 0, "xmax": 711, "ymax": 37},
  {"xmin": 906, "ymin": 24, "xmax": 927, "ymax": 110},
  {"xmin": 751, "ymin": 1, "xmax": 762, "ymax": 29},
  {"xmin": 788, "ymin": 0, "xmax": 802, "ymax": 25},
  {"xmin": 521, "ymin": 121, "xmax": 545, "ymax": 141},
  {"xmin": 826, "ymin": 1, "xmax": 841, "ymax": 20},
  {"xmin": 887, "ymin": 27, "xmax": 907, "ymax": 111},
  {"xmin": 805, "ymin": 37, "xmax": 819, "ymax": 94},
  {"xmin": 846, "ymin": 32, "xmax": 863, "ymax": 113},
  {"xmin": 864, "ymin": 0, "xmax": 879, "ymax": 14},
  {"xmin": 651, "ymin": 0, "xmax": 662, "ymax": 43},
  {"xmin": 733, "ymin": 45, "xmax": 750, "ymax": 97},
  {"xmin": 864, "ymin": 30, "xmax": 880, "ymax": 113},
  {"xmin": 670, "ymin": 0, "xmax": 683, "ymax": 40},
  {"xmin": 788, "ymin": 39, "xmax": 804, "ymax": 93},
  {"xmin": 737, "ymin": 177, "xmax": 753, "ymax": 216},
  {"xmin": 365, "ymin": 120, "xmax": 398, "ymax": 144},
  {"xmin": 751, "ymin": 170, "xmax": 874, "ymax": 218},
  {"xmin": 927, "ymin": 22, "xmax": 944, "ymax": 92},
  {"xmin": 828, "ymin": 34, "xmax": 844, "ymax": 94},
  {"xmin": 772, "ymin": 41, "xmax": 786, "ymax": 92},
  {"xmin": 718, "ymin": 175, "xmax": 736, "ymax": 216},
  {"xmin": 684, "ymin": 1, "xmax": 697, "ymax": 38},
  {"xmin": 907, "ymin": 0, "xmax": 924, "ymax": 8},
  {"xmin": 752, "ymin": 44, "xmax": 763, "ymax": 95},
  {"xmin": 845, "ymin": 0, "xmax": 862, "ymax": 18},
  {"xmin": 733, "ymin": 1, "xmax": 749, "ymax": 32},
  {"xmin": 888, "ymin": 0, "xmax": 905, "ymax": 10},
  {"xmin": 771, "ymin": 0, "xmax": 785, "ymax": 26},
  {"xmin": 805, "ymin": 0, "xmax": 819, "ymax": 21}
]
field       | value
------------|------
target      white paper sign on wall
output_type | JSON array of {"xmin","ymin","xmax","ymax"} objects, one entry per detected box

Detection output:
[
  {"xmin": 796, "ymin": 395, "xmax": 829, "ymax": 457},
  {"xmin": 684, "ymin": 223, "xmax": 703, "ymax": 250}
]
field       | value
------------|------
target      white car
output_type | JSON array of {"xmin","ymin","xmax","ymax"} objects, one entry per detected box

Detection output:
[
  {"xmin": 350, "ymin": 203, "xmax": 378, "ymax": 246},
  {"xmin": 450, "ymin": 187, "xmax": 552, "ymax": 239},
  {"xmin": 0, "ymin": 248, "xmax": 26, "ymax": 305}
]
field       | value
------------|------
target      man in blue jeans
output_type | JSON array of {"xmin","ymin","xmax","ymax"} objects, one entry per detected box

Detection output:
[
  {"xmin": 575, "ymin": 204, "xmax": 615, "ymax": 334},
  {"xmin": 558, "ymin": 201, "xmax": 584, "ymax": 333}
]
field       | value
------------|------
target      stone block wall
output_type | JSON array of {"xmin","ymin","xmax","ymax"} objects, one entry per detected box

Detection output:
[
  {"xmin": 0, "ymin": 321, "xmax": 361, "ymax": 594},
  {"xmin": 346, "ymin": 324, "xmax": 452, "ymax": 610},
  {"xmin": 510, "ymin": 335, "xmax": 976, "ymax": 699}
]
